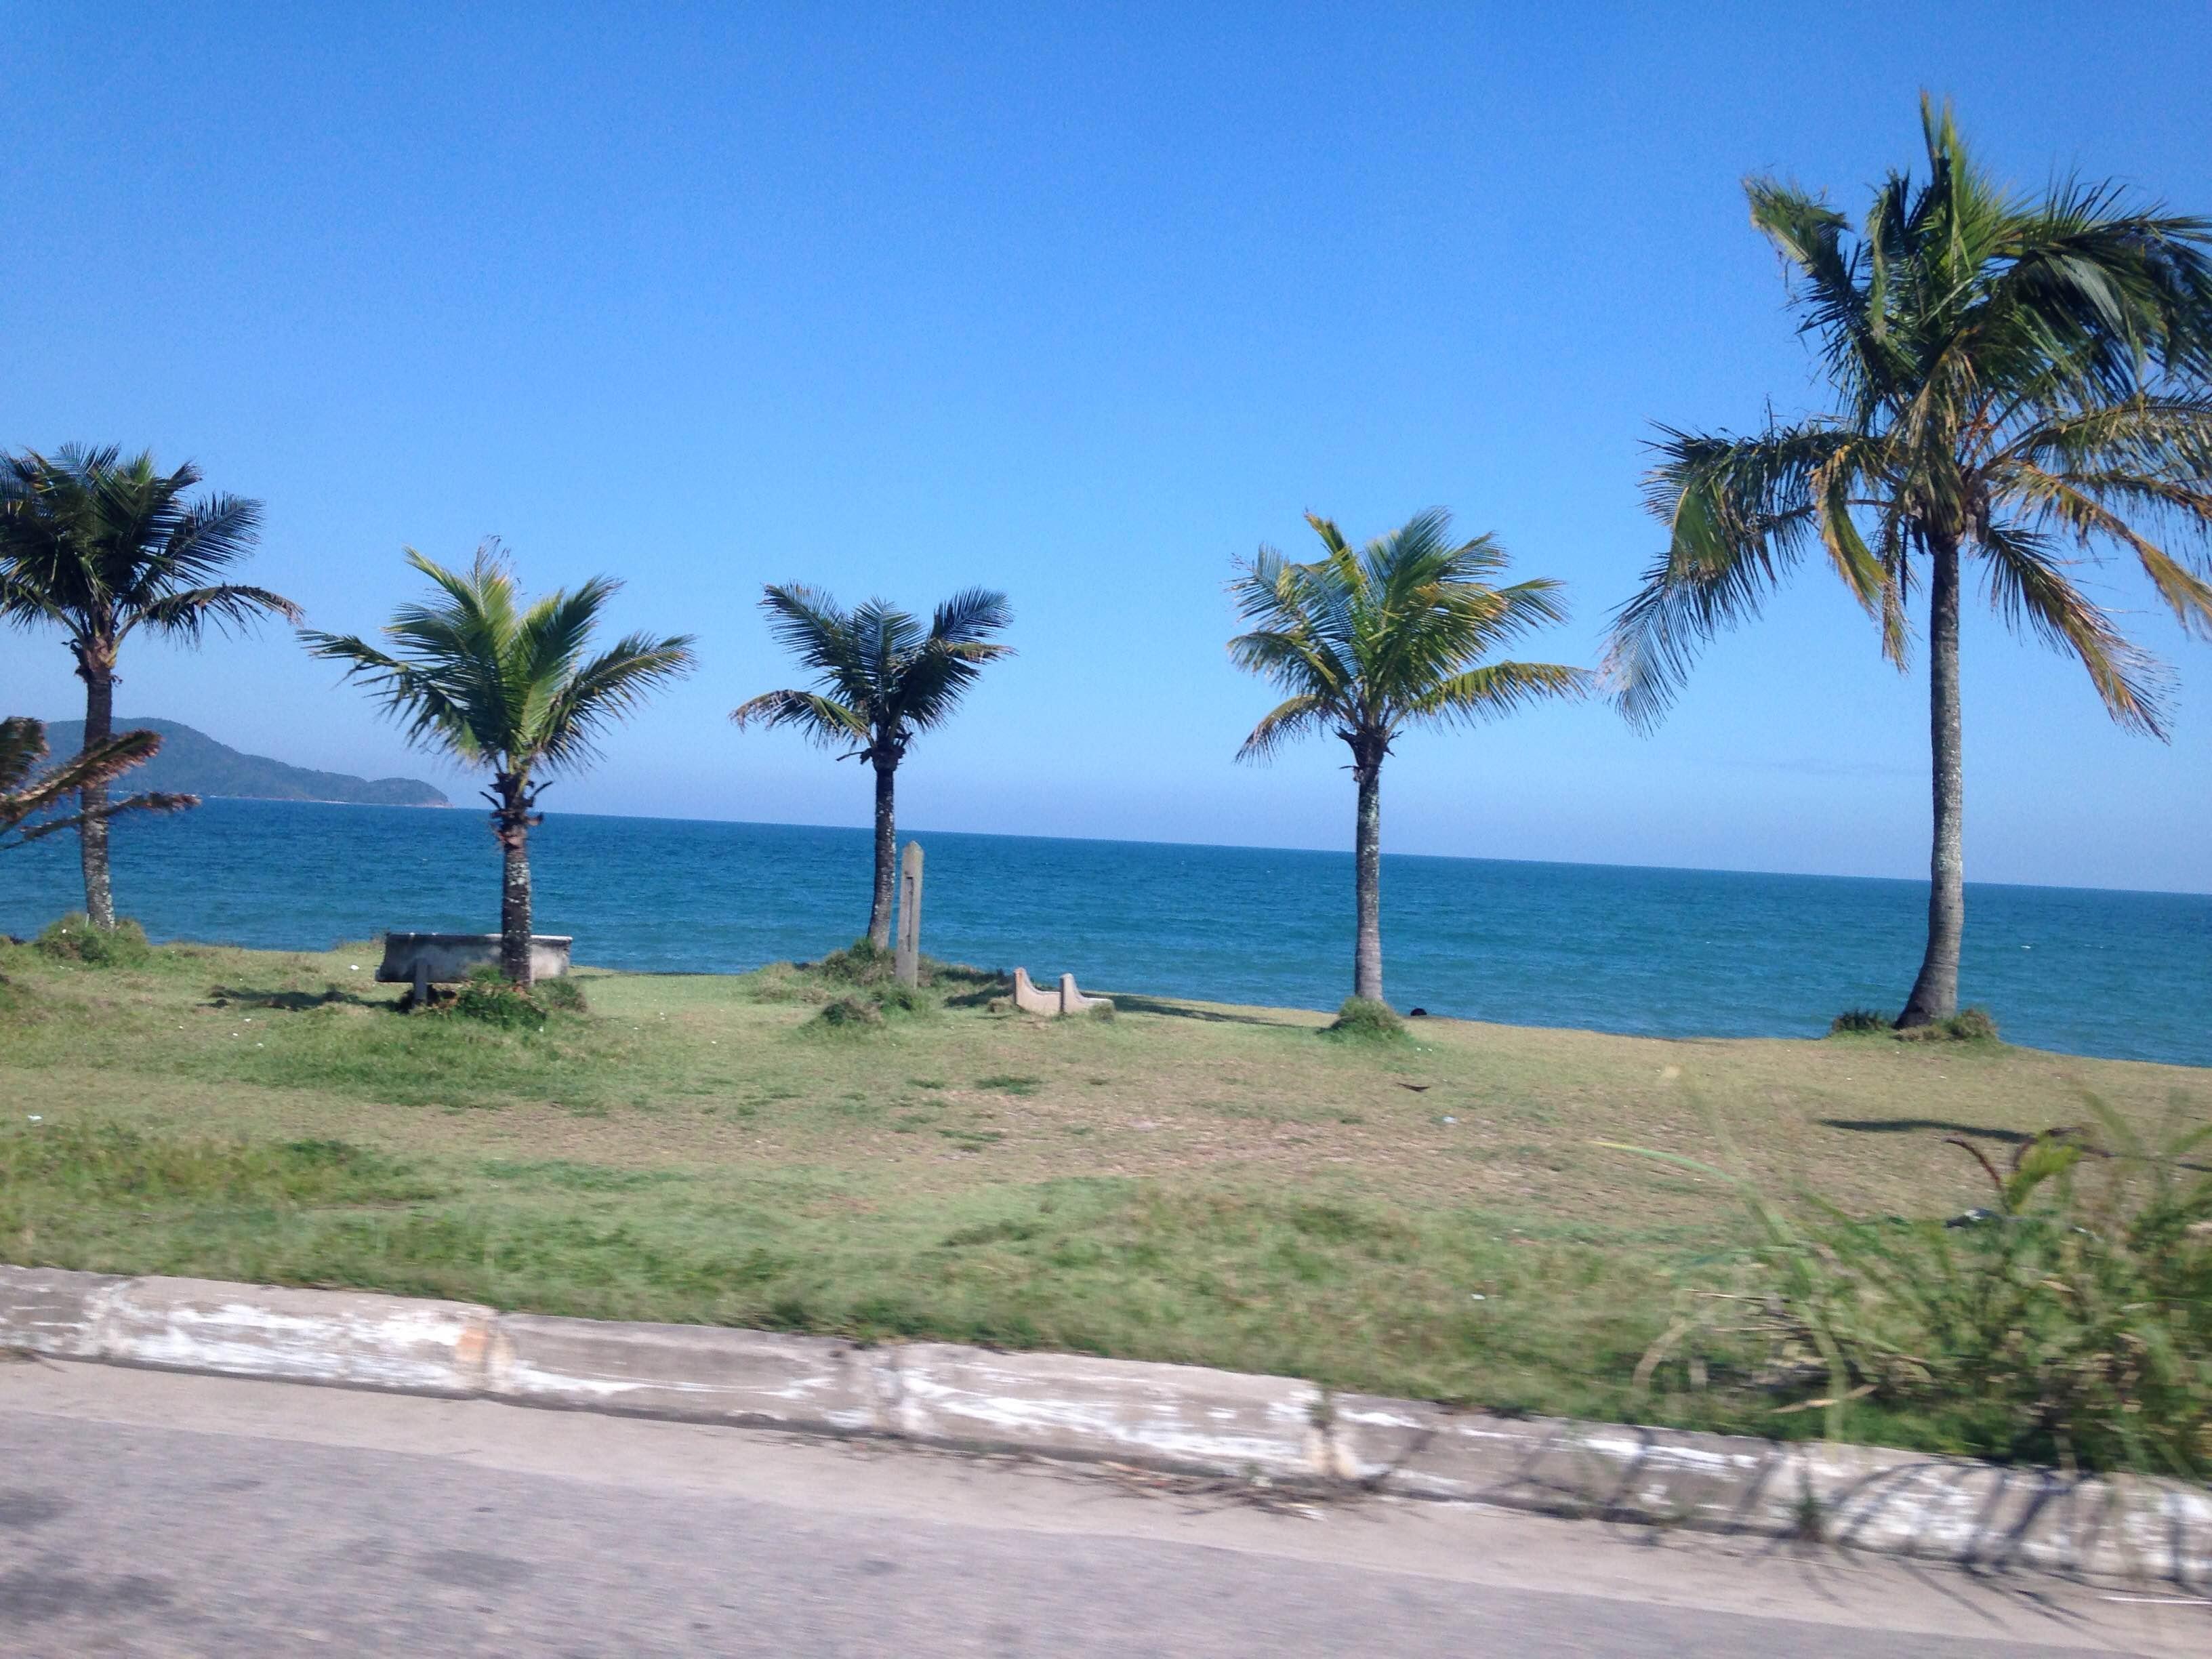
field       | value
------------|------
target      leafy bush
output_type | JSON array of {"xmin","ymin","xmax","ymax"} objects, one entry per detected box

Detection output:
[
  {"xmin": 811, "ymin": 981, "xmax": 933, "ymax": 1031},
  {"xmin": 1614, "ymin": 1101, "xmax": 2212, "ymax": 1475},
  {"xmin": 1830, "ymin": 1005, "xmax": 1999, "ymax": 1043},
  {"xmin": 876, "ymin": 983, "xmax": 930, "ymax": 1017},
  {"xmin": 811, "ymin": 938, "xmax": 895, "ymax": 986},
  {"xmin": 1323, "ymin": 997, "xmax": 1406, "ymax": 1041},
  {"xmin": 449, "ymin": 968, "xmax": 547, "ymax": 1029},
  {"xmin": 814, "ymin": 994, "xmax": 884, "ymax": 1030},
  {"xmin": 1896, "ymin": 1005, "xmax": 1999, "ymax": 1043},
  {"xmin": 533, "ymin": 977, "xmax": 589, "ymax": 1015},
  {"xmin": 35, "ymin": 913, "xmax": 153, "ymax": 968},
  {"xmin": 416, "ymin": 967, "xmax": 590, "ymax": 1028}
]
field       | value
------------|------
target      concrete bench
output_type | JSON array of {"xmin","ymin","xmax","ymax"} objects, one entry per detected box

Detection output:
[
  {"xmin": 377, "ymin": 933, "xmax": 573, "ymax": 999},
  {"xmin": 1011, "ymin": 966, "xmax": 1112, "ymax": 1017}
]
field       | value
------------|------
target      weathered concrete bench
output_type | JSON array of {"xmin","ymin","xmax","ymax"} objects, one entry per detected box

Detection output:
[
  {"xmin": 1011, "ymin": 966, "xmax": 1112, "ymax": 1017},
  {"xmin": 377, "ymin": 933, "xmax": 573, "ymax": 1000}
]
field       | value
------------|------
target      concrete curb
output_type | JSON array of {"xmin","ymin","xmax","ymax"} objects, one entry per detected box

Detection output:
[{"xmin": 4, "ymin": 1267, "xmax": 2205, "ymax": 1585}]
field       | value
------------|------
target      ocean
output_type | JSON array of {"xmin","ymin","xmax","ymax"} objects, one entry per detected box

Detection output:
[{"xmin": 3, "ymin": 797, "xmax": 2206, "ymax": 1067}]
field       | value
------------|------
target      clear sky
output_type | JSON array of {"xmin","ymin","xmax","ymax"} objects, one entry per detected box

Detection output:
[{"xmin": 4, "ymin": 3, "xmax": 2209, "ymax": 893}]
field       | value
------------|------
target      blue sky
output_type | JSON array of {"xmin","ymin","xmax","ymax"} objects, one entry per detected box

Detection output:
[{"xmin": 3, "ymin": 2, "xmax": 2209, "ymax": 893}]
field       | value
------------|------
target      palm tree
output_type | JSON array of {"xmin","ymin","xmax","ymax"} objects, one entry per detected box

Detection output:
[
  {"xmin": 0, "ymin": 718, "xmax": 197, "ymax": 853},
  {"xmin": 1607, "ymin": 100, "xmax": 2212, "ymax": 1027},
  {"xmin": 0, "ymin": 446, "xmax": 298, "ymax": 928},
  {"xmin": 733, "ymin": 586, "xmax": 1013, "ymax": 946},
  {"xmin": 1229, "ymin": 510, "xmax": 1590, "ymax": 1006},
  {"xmin": 303, "ymin": 542, "xmax": 695, "ymax": 987}
]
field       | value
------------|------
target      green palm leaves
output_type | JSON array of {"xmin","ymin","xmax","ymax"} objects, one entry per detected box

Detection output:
[
  {"xmin": 733, "ymin": 585, "xmax": 1015, "ymax": 764},
  {"xmin": 1608, "ymin": 98, "xmax": 2212, "ymax": 732},
  {"xmin": 734, "ymin": 584, "xmax": 1014, "ymax": 945},
  {"xmin": 304, "ymin": 542, "xmax": 695, "ymax": 985},
  {"xmin": 0, "ymin": 718, "xmax": 195, "ymax": 853},
  {"xmin": 0, "ymin": 445, "xmax": 295, "ymax": 926},
  {"xmin": 0, "ymin": 445, "xmax": 292, "ymax": 657},
  {"xmin": 1607, "ymin": 99, "xmax": 2212, "ymax": 1027},
  {"xmin": 1230, "ymin": 510, "xmax": 1589, "ymax": 762},
  {"xmin": 1229, "ymin": 509, "xmax": 1588, "ymax": 1004},
  {"xmin": 304, "ymin": 544, "xmax": 697, "ymax": 781}
]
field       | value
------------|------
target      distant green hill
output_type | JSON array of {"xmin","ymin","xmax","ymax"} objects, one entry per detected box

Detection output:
[{"xmin": 41, "ymin": 718, "xmax": 449, "ymax": 808}]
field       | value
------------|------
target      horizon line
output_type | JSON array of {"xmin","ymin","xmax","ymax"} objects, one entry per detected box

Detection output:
[{"xmin": 171, "ymin": 795, "xmax": 2212, "ymax": 905}]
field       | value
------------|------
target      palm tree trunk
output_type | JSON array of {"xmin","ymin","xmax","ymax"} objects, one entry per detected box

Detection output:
[
  {"xmin": 77, "ymin": 651, "xmax": 117, "ymax": 930},
  {"xmin": 492, "ymin": 773, "xmax": 535, "ymax": 988},
  {"xmin": 1899, "ymin": 533, "xmax": 1965, "ymax": 1028},
  {"xmin": 867, "ymin": 760, "xmax": 897, "ymax": 948},
  {"xmin": 1351, "ymin": 741, "xmax": 1384, "ymax": 1004}
]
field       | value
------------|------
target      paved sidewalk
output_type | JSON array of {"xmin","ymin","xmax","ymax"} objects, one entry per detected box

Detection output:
[{"xmin": 4, "ymin": 1357, "xmax": 2205, "ymax": 1656}]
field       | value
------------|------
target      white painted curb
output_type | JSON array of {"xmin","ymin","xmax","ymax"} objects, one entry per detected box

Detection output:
[{"xmin": 3, "ymin": 1267, "xmax": 2205, "ymax": 1585}]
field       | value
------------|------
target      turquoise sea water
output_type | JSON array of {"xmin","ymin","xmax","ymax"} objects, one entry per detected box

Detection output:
[{"xmin": 3, "ymin": 797, "xmax": 2206, "ymax": 1067}]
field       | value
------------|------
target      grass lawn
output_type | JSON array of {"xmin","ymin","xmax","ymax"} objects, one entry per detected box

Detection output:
[{"xmin": 3, "ymin": 933, "xmax": 2204, "ymax": 1456}]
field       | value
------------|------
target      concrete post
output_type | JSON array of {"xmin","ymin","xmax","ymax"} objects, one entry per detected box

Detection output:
[{"xmin": 895, "ymin": 841, "xmax": 923, "ymax": 987}]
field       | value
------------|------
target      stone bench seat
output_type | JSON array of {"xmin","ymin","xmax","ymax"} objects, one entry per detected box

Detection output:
[{"xmin": 377, "ymin": 933, "xmax": 573, "ymax": 995}]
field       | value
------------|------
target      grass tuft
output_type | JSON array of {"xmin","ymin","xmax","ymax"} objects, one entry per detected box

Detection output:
[
  {"xmin": 1323, "ymin": 997, "xmax": 1406, "ymax": 1042},
  {"xmin": 1829, "ymin": 1008, "xmax": 1889, "ymax": 1035},
  {"xmin": 35, "ymin": 913, "xmax": 154, "ymax": 968},
  {"xmin": 1896, "ymin": 1006, "xmax": 2000, "ymax": 1044}
]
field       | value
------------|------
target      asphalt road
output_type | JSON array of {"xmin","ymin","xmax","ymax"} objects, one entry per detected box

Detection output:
[{"xmin": 1, "ymin": 1357, "xmax": 2203, "ymax": 1657}]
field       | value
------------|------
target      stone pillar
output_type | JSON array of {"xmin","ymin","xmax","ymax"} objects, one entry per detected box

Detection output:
[{"xmin": 895, "ymin": 841, "xmax": 924, "ymax": 987}]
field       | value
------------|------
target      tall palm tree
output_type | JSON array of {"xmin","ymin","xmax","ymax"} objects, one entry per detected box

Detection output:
[
  {"xmin": 0, "ymin": 446, "xmax": 297, "ymax": 928},
  {"xmin": 733, "ymin": 586, "xmax": 1013, "ymax": 946},
  {"xmin": 0, "ymin": 718, "xmax": 197, "ymax": 854},
  {"xmin": 1229, "ymin": 510, "xmax": 1589, "ymax": 1006},
  {"xmin": 1607, "ymin": 100, "xmax": 2212, "ymax": 1027},
  {"xmin": 303, "ymin": 543, "xmax": 695, "ymax": 987}
]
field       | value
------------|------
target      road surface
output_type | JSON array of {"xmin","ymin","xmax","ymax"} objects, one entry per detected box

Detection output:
[{"xmin": 1, "ymin": 1355, "xmax": 2202, "ymax": 1656}]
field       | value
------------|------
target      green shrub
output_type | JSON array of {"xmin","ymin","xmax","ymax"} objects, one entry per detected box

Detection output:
[
  {"xmin": 1896, "ymin": 1005, "xmax": 2000, "ymax": 1043},
  {"xmin": 1322, "ymin": 997, "xmax": 1405, "ymax": 1041},
  {"xmin": 811, "ymin": 981, "xmax": 934, "ymax": 1031},
  {"xmin": 1613, "ymin": 1101, "xmax": 2212, "ymax": 1476},
  {"xmin": 35, "ymin": 913, "xmax": 154, "ymax": 968},
  {"xmin": 449, "ymin": 967, "xmax": 548, "ymax": 1030},
  {"xmin": 875, "ymin": 983, "xmax": 930, "ymax": 1017},
  {"xmin": 1829, "ymin": 1007, "xmax": 1889, "ymax": 1035},
  {"xmin": 533, "ymin": 977, "xmax": 589, "ymax": 1015},
  {"xmin": 811, "ymin": 938, "xmax": 895, "ymax": 986}
]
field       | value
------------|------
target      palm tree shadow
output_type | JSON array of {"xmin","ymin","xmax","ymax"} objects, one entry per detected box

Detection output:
[
  {"xmin": 1102, "ymin": 994, "xmax": 1307, "ymax": 1028},
  {"xmin": 208, "ymin": 984, "xmax": 386, "ymax": 1012},
  {"xmin": 1817, "ymin": 1118, "xmax": 2035, "ymax": 1145},
  {"xmin": 1819, "ymin": 1116, "xmax": 2212, "ymax": 1173}
]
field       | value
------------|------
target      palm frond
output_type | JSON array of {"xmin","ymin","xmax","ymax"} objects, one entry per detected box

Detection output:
[
  {"xmin": 308, "ymin": 544, "xmax": 686, "ymax": 782},
  {"xmin": 0, "ymin": 719, "xmax": 196, "ymax": 848},
  {"xmin": 729, "ymin": 689, "xmax": 871, "ymax": 750},
  {"xmin": 535, "ymin": 630, "xmax": 697, "ymax": 769},
  {"xmin": 741, "ymin": 582, "xmax": 1012, "ymax": 760},
  {"xmin": 758, "ymin": 585, "xmax": 869, "ymax": 695},
  {"xmin": 1230, "ymin": 509, "xmax": 1585, "ymax": 757},
  {"xmin": 1412, "ymin": 661, "xmax": 1594, "ymax": 726},
  {"xmin": 0, "ymin": 445, "xmax": 292, "ymax": 653},
  {"xmin": 1235, "ymin": 693, "xmax": 1333, "ymax": 764},
  {"xmin": 1978, "ymin": 520, "xmax": 2169, "ymax": 735},
  {"xmin": 132, "ymin": 583, "xmax": 304, "ymax": 640},
  {"xmin": 1605, "ymin": 422, "xmax": 1855, "ymax": 727},
  {"xmin": 1996, "ymin": 459, "xmax": 2212, "ymax": 636},
  {"xmin": 928, "ymin": 586, "xmax": 1014, "ymax": 646},
  {"xmin": 300, "ymin": 628, "xmax": 487, "ymax": 762}
]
